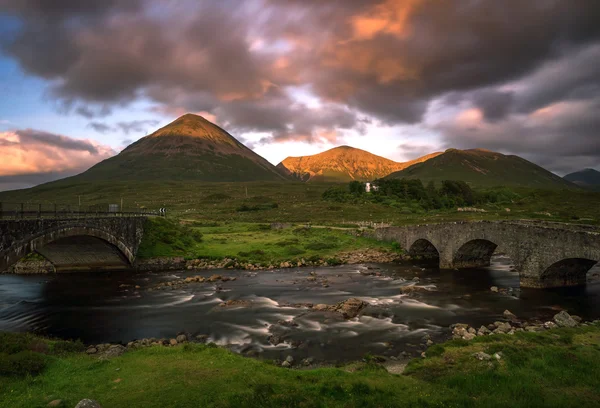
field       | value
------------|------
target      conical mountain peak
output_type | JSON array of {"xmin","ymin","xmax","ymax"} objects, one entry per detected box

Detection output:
[{"xmin": 66, "ymin": 113, "xmax": 287, "ymax": 182}]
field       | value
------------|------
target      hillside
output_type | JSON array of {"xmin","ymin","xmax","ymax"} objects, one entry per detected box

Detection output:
[
  {"xmin": 564, "ymin": 169, "xmax": 600, "ymax": 191},
  {"xmin": 277, "ymin": 146, "xmax": 440, "ymax": 182},
  {"xmin": 61, "ymin": 114, "xmax": 288, "ymax": 183},
  {"xmin": 386, "ymin": 148, "xmax": 577, "ymax": 189}
]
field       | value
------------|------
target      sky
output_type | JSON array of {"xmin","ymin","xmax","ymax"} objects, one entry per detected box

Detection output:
[{"xmin": 0, "ymin": 0, "xmax": 599, "ymax": 191}]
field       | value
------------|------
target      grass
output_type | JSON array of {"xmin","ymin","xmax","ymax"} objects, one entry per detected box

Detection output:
[
  {"xmin": 138, "ymin": 220, "xmax": 397, "ymax": 264},
  {"xmin": 1, "ymin": 324, "xmax": 599, "ymax": 407},
  {"xmin": 1, "ymin": 180, "xmax": 599, "ymax": 226}
]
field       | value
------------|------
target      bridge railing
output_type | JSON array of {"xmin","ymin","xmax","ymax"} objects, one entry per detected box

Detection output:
[{"xmin": 0, "ymin": 202, "xmax": 160, "ymax": 219}]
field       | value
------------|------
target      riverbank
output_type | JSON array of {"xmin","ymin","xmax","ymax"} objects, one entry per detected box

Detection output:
[
  {"xmin": 135, "ymin": 247, "xmax": 404, "ymax": 272},
  {"xmin": 1, "ymin": 318, "xmax": 599, "ymax": 407}
]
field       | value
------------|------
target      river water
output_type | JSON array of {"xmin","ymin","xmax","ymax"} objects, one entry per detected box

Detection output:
[{"xmin": 1, "ymin": 256, "xmax": 599, "ymax": 364}]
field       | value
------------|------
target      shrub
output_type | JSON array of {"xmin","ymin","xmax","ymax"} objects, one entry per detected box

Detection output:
[
  {"xmin": 0, "ymin": 351, "xmax": 47, "ymax": 377},
  {"xmin": 305, "ymin": 241, "xmax": 337, "ymax": 251},
  {"xmin": 50, "ymin": 339, "xmax": 85, "ymax": 355},
  {"xmin": 326, "ymin": 257, "xmax": 343, "ymax": 266},
  {"xmin": 274, "ymin": 238, "xmax": 300, "ymax": 247},
  {"xmin": 138, "ymin": 218, "xmax": 203, "ymax": 257},
  {"xmin": 322, "ymin": 187, "xmax": 352, "ymax": 203},
  {"xmin": 286, "ymin": 247, "xmax": 305, "ymax": 256},
  {"xmin": 238, "ymin": 249, "xmax": 266, "ymax": 258}
]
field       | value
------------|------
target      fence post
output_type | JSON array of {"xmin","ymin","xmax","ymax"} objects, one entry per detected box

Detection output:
[
  {"xmin": 20, "ymin": 203, "xmax": 24, "ymax": 219},
  {"xmin": 38, "ymin": 203, "xmax": 41, "ymax": 218},
  {"xmin": 54, "ymin": 204, "xmax": 57, "ymax": 218}
]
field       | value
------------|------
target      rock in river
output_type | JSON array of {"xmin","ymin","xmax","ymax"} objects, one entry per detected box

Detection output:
[{"xmin": 333, "ymin": 298, "xmax": 369, "ymax": 319}]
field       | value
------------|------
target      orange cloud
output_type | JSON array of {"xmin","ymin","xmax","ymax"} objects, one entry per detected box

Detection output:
[
  {"xmin": 0, "ymin": 130, "xmax": 116, "ymax": 177},
  {"xmin": 351, "ymin": 0, "xmax": 421, "ymax": 40}
]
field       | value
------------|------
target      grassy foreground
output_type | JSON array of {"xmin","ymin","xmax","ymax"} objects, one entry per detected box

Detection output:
[{"xmin": 1, "ymin": 324, "xmax": 599, "ymax": 407}]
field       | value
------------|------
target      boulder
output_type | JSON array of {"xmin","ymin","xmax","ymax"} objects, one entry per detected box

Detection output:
[
  {"xmin": 473, "ymin": 352, "xmax": 491, "ymax": 361},
  {"xmin": 85, "ymin": 347, "xmax": 98, "ymax": 355},
  {"xmin": 268, "ymin": 334, "xmax": 283, "ymax": 346},
  {"xmin": 169, "ymin": 339, "xmax": 178, "ymax": 346},
  {"xmin": 281, "ymin": 361, "xmax": 292, "ymax": 368},
  {"xmin": 463, "ymin": 332, "xmax": 476, "ymax": 341},
  {"xmin": 553, "ymin": 311, "xmax": 578, "ymax": 328},
  {"xmin": 312, "ymin": 304, "xmax": 330, "ymax": 312},
  {"xmin": 543, "ymin": 321, "xmax": 557, "ymax": 330},
  {"xmin": 47, "ymin": 400, "xmax": 64, "ymax": 407},
  {"xmin": 477, "ymin": 326, "xmax": 491, "ymax": 336},
  {"xmin": 493, "ymin": 322, "xmax": 512, "ymax": 334},
  {"xmin": 490, "ymin": 286, "xmax": 499, "ymax": 293},
  {"xmin": 302, "ymin": 357, "xmax": 315, "ymax": 366},
  {"xmin": 333, "ymin": 298, "xmax": 368, "ymax": 319},
  {"xmin": 75, "ymin": 400, "xmax": 103, "ymax": 408},
  {"xmin": 176, "ymin": 334, "xmax": 188, "ymax": 343},
  {"xmin": 503, "ymin": 310, "xmax": 518, "ymax": 321},
  {"xmin": 98, "ymin": 344, "xmax": 125, "ymax": 360}
]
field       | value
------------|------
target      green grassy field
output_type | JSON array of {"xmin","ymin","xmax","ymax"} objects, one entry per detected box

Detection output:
[
  {"xmin": 1, "ymin": 324, "xmax": 599, "ymax": 407},
  {"xmin": 1, "ymin": 180, "xmax": 599, "ymax": 226},
  {"xmin": 137, "ymin": 218, "xmax": 399, "ymax": 265}
]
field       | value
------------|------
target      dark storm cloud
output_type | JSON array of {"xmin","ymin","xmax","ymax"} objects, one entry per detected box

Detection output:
[
  {"xmin": 87, "ymin": 122, "xmax": 112, "ymax": 134},
  {"xmin": 471, "ymin": 90, "xmax": 514, "ymax": 122},
  {"xmin": 435, "ymin": 97, "xmax": 600, "ymax": 175},
  {"xmin": 1, "ymin": 0, "xmax": 600, "ymax": 171}
]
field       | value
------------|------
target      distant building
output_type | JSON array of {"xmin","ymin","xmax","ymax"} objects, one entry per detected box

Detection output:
[{"xmin": 365, "ymin": 182, "xmax": 378, "ymax": 193}]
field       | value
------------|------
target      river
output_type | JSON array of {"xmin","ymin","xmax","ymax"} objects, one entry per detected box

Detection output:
[{"xmin": 1, "ymin": 256, "xmax": 599, "ymax": 364}]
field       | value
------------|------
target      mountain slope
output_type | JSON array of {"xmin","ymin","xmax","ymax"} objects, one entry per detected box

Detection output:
[
  {"xmin": 386, "ymin": 148, "xmax": 577, "ymax": 189},
  {"xmin": 277, "ymin": 146, "xmax": 441, "ymax": 182},
  {"xmin": 564, "ymin": 169, "xmax": 600, "ymax": 190},
  {"xmin": 66, "ymin": 114, "xmax": 287, "ymax": 182}
]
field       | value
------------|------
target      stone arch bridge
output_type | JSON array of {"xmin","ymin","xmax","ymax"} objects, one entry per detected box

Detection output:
[
  {"xmin": 0, "ymin": 217, "xmax": 146, "ymax": 273},
  {"xmin": 374, "ymin": 221, "xmax": 600, "ymax": 288}
]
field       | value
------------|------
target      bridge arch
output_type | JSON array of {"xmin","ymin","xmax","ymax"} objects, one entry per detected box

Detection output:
[
  {"xmin": 452, "ymin": 239, "xmax": 499, "ymax": 269},
  {"xmin": 539, "ymin": 257, "xmax": 599, "ymax": 288},
  {"xmin": 408, "ymin": 238, "xmax": 440, "ymax": 261},
  {"xmin": 2, "ymin": 225, "xmax": 135, "ymax": 273}
]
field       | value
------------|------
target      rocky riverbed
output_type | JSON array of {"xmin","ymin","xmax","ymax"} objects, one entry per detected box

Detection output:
[{"xmin": 1, "ymin": 255, "xmax": 599, "ymax": 366}]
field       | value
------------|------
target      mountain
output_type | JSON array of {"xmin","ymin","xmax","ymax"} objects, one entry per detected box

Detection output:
[
  {"xmin": 386, "ymin": 148, "xmax": 577, "ymax": 189},
  {"xmin": 564, "ymin": 169, "xmax": 600, "ymax": 190},
  {"xmin": 66, "ymin": 114, "xmax": 288, "ymax": 182},
  {"xmin": 277, "ymin": 146, "xmax": 441, "ymax": 182}
]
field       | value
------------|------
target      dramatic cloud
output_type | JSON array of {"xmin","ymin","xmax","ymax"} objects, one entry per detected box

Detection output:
[
  {"xmin": 0, "ymin": 129, "xmax": 116, "ymax": 190},
  {"xmin": 1, "ymin": 0, "xmax": 600, "ymax": 172}
]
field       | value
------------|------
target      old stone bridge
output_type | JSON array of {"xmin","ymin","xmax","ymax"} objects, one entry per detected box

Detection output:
[
  {"xmin": 0, "ymin": 217, "xmax": 146, "ymax": 273},
  {"xmin": 374, "ymin": 220, "xmax": 600, "ymax": 288}
]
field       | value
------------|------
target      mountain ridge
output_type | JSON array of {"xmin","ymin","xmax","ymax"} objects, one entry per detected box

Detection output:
[
  {"xmin": 385, "ymin": 148, "xmax": 577, "ymax": 189},
  {"xmin": 564, "ymin": 168, "xmax": 600, "ymax": 190},
  {"xmin": 277, "ymin": 146, "xmax": 441, "ymax": 182}
]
